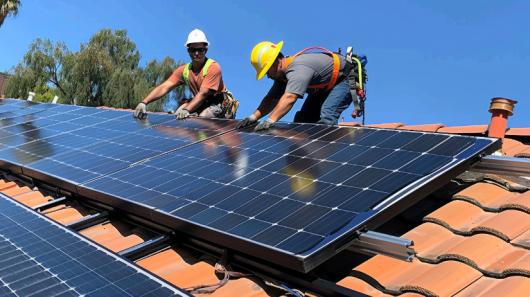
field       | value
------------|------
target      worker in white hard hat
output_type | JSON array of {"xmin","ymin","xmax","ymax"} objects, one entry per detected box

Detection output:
[{"xmin": 134, "ymin": 29, "xmax": 238, "ymax": 120}]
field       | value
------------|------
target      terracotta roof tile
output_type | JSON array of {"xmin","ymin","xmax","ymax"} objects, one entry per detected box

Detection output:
[
  {"xmin": 506, "ymin": 128, "xmax": 530, "ymax": 137},
  {"xmin": 397, "ymin": 123, "xmax": 445, "ymax": 132},
  {"xmin": 515, "ymin": 147, "xmax": 530, "ymax": 158},
  {"xmin": 0, "ymin": 180, "xmax": 17, "ymax": 191},
  {"xmin": 336, "ymin": 276, "xmax": 390, "ymax": 296},
  {"xmin": 11, "ymin": 191, "xmax": 52, "ymax": 207},
  {"xmin": 79, "ymin": 221, "xmax": 146, "ymax": 252},
  {"xmin": 455, "ymin": 276, "xmax": 530, "ymax": 297},
  {"xmin": 454, "ymin": 183, "xmax": 530, "ymax": 213},
  {"xmin": 502, "ymin": 138, "xmax": 529, "ymax": 156},
  {"xmin": 1, "ymin": 185, "xmax": 32, "ymax": 196},
  {"xmin": 351, "ymin": 256, "xmax": 481, "ymax": 296},
  {"xmin": 512, "ymin": 230, "xmax": 530, "ymax": 249},
  {"xmin": 424, "ymin": 200, "xmax": 530, "ymax": 241},
  {"xmin": 437, "ymin": 125, "xmax": 489, "ymax": 134},
  {"xmin": 366, "ymin": 123, "xmax": 404, "ymax": 129},
  {"xmin": 43, "ymin": 206, "xmax": 88, "ymax": 225}
]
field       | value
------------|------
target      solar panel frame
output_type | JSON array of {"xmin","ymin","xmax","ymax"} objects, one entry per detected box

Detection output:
[{"xmin": 0, "ymin": 193, "xmax": 188, "ymax": 296}]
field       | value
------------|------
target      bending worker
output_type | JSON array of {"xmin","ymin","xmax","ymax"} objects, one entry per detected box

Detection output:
[
  {"xmin": 238, "ymin": 41, "xmax": 361, "ymax": 131},
  {"xmin": 134, "ymin": 29, "xmax": 237, "ymax": 120}
]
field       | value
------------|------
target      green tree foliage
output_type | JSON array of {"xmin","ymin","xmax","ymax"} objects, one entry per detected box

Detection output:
[
  {"xmin": 5, "ymin": 28, "xmax": 183, "ymax": 111},
  {"xmin": 0, "ymin": 0, "xmax": 21, "ymax": 28}
]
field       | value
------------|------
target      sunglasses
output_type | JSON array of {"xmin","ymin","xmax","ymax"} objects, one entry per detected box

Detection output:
[{"xmin": 187, "ymin": 47, "xmax": 207, "ymax": 53}]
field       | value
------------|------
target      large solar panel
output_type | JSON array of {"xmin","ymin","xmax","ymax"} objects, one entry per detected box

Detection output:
[
  {"xmin": 0, "ymin": 99, "xmax": 236, "ymax": 191},
  {"xmin": 0, "ymin": 193, "xmax": 187, "ymax": 296},
  {"xmin": 0, "ymin": 99, "xmax": 500, "ymax": 272}
]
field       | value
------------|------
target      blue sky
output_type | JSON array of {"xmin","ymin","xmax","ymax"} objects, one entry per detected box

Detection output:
[{"xmin": 1, "ymin": 0, "xmax": 529, "ymax": 127}]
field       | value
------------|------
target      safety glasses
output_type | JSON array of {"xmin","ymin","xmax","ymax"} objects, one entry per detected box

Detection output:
[{"xmin": 187, "ymin": 47, "xmax": 207, "ymax": 54}]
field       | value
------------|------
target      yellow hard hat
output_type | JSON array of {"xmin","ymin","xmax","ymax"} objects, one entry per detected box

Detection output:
[{"xmin": 250, "ymin": 41, "xmax": 284, "ymax": 80}]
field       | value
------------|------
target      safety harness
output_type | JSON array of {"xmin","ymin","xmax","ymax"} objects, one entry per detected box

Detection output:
[
  {"xmin": 284, "ymin": 46, "xmax": 367, "ymax": 123},
  {"xmin": 284, "ymin": 47, "xmax": 340, "ymax": 91}
]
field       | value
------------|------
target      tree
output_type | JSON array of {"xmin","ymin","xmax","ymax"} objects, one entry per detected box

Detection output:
[
  {"xmin": 5, "ymin": 28, "xmax": 183, "ymax": 111},
  {"xmin": 0, "ymin": 0, "xmax": 20, "ymax": 28}
]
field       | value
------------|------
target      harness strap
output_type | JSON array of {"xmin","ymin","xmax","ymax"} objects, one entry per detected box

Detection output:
[
  {"xmin": 284, "ymin": 46, "xmax": 340, "ymax": 91},
  {"xmin": 182, "ymin": 58, "xmax": 215, "ymax": 86}
]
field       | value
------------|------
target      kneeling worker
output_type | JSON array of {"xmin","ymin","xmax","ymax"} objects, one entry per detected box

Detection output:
[
  {"xmin": 238, "ymin": 41, "xmax": 362, "ymax": 131},
  {"xmin": 134, "ymin": 29, "xmax": 238, "ymax": 120}
]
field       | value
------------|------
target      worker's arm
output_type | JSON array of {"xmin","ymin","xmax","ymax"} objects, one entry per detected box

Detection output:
[
  {"xmin": 141, "ymin": 80, "xmax": 178, "ymax": 104},
  {"xmin": 252, "ymin": 95, "xmax": 280, "ymax": 120},
  {"xmin": 266, "ymin": 92, "xmax": 298, "ymax": 122},
  {"xmin": 183, "ymin": 88, "xmax": 214, "ymax": 113}
]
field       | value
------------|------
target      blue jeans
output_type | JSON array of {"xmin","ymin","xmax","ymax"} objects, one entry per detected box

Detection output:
[{"xmin": 293, "ymin": 79, "xmax": 352, "ymax": 125}]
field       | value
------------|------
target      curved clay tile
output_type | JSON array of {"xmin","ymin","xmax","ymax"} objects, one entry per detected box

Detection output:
[
  {"xmin": 424, "ymin": 200, "xmax": 530, "ymax": 241},
  {"xmin": 506, "ymin": 128, "xmax": 530, "ymax": 137},
  {"xmin": 366, "ymin": 123, "xmax": 405, "ymax": 129},
  {"xmin": 397, "ymin": 124, "xmax": 446, "ymax": 132},
  {"xmin": 437, "ymin": 125, "xmax": 489, "ymax": 134},
  {"xmin": 455, "ymin": 276, "xmax": 530, "ymax": 297},
  {"xmin": 502, "ymin": 138, "xmax": 529, "ymax": 156}
]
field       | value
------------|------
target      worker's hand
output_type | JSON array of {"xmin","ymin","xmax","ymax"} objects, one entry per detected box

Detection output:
[
  {"xmin": 235, "ymin": 114, "xmax": 257, "ymax": 129},
  {"xmin": 175, "ymin": 109, "xmax": 190, "ymax": 120},
  {"xmin": 254, "ymin": 119, "xmax": 275, "ymax": 132},
  {"xmin": 351, "ymin": 109, "xmax": 358, "ymax": 118},
  {"xmin": 134, "ymin": 102, "xmax": 147, "ymax": 119}
]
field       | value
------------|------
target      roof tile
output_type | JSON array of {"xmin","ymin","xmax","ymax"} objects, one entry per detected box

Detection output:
[
  {"xmin": 397, "ymin": 124, "xmax": 445, "ymax": 132},
  {"xmin": 424, "ymin": 200, "xmax": 530, "ymax": 241},
  {"xmin": 454, "ymin": 183, "xmax": 530, "ymax": 213},
  {"xmin": 351, "ymin": 255, "xmax": 481, "ymax": 295},
  {"xmin": 502, "ymin": 138, "xmax": 529, "ymax": 156},
  {"xmin": 437, "ymin": 125, "xmax": 489, "ymax": 134},
  {"xmin": 506, "ymin": 128, "xmax": 530, "ymax": 137},
  {"xmin": 512, "ymin": 229, "xmax": 530, "ymax": 249},
  {"xmin": 366, "ymin": 123, "xmax": 404, "ymax": 129},
  {"xmin": 455, "ymin": 276, "xmax": 530, "ymax": 297},
  {"xmin": 12, "ymin": 191, "xmax": 51, "ymax": 207},
  {"xmin": 336, "ymin": 276, "xmax": 389, "ymax": 296}
]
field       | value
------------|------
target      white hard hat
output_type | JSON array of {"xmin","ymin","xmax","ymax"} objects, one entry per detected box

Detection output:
[{"xmin": 185, "ymin": 29, "xmax": 209, "ymax": 47}]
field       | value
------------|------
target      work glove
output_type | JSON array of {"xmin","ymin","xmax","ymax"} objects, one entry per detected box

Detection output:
[
  {"xmin": 254, "ymin": 119, "xmax": 275, "ymax": 132},
  {"xmin": 175, "ymin": 108, "xmax": 190, "ymax": 120},
  {"xmin": 133, "ymin": 102, "xmax": 147, "ymax": 119},
  {"xmin": 235, "ymin": 114, "xmax": 257, "ymax": 129}
]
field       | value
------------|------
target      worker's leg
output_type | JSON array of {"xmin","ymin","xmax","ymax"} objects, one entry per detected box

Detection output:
[
  {"xmin": 294, "ymin": 92, "xmax": 327, "ymax": 123},
  {"xmin": 318, "ymin": 79, "xmax": 352, "ymax": 125},
  {"xmin": 199, "ymin": 102, "xmax": 223, "ymax": 118}
]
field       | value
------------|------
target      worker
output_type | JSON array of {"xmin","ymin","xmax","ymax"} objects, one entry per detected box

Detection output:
[
  {"xmin": 134, "ymin": 29, "xmax": 238, "ymax": 120},
  {"xmin": 237, "ymin": 41, "xmax": 361, "ymax": 131}
]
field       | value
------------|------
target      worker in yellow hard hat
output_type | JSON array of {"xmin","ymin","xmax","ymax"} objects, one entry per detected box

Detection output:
[
  {"xmin": 237, "ymin": 41, "xmax": 359, "ymax": 131},
  {"xmin": 134, "ymin": 29, "xmax": 238, "ymax": 120}
]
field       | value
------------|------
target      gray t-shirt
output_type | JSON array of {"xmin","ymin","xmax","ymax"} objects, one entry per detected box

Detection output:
[{"xmin": 267, "ymin": 53, "xmax": 347, "ymax": 98}]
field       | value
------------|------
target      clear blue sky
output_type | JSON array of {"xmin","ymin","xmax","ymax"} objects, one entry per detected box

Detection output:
[{"xmin": 1, "ymin": 0, "xmax": 529, "ymax": 127}]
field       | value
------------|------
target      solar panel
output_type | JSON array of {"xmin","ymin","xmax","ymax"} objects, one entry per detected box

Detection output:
[
  {"xmin": 77, "ymin": 121, "xmax": 499, "ymax": 272},
  {"xmin": 0, "ymin": 193, "xmax": 187, "ymax": 296},
  {"xmin": 0, "ymin": 100, "xmax": 236, "ymax": 190},
  {"xmin": 0, "ymin": 99, "xmax": 500, "ymax": 272}
]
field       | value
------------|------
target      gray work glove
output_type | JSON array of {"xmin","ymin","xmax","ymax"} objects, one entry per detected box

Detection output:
[
  {"xmin": 235, "ymin": 114, "xmax": 257, "ymax": 129},
  {"xmin": 133, "ymin": 102, "xmax": 147, "ymax": 119},
  {"xmin": 175, "ymin": 108, "xmax": 190, "ymax": 120},
  {"xmin": 254, "ymin": 118, "xmax": 275, "ymax": 132}
]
